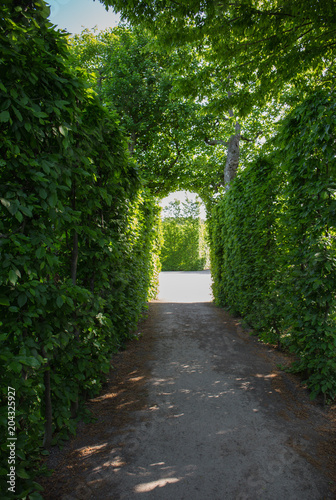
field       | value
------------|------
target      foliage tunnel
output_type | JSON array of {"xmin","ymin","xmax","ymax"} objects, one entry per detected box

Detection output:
[{"xmin": 1, "ymin": 0, "xmax": 336, "ymax": 498}]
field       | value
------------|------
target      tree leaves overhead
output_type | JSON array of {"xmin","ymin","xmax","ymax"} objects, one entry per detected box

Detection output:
[
  {"xmin": 69, "ymin": 26, "xmax": 226, "ymax": 196},
  {"xmin": 96, "ymin": 0, "xmax": 336, "ymax": 192},
  {"xmin": 100, "ymin": 0, "xmax": 336, "ymax": 112}
]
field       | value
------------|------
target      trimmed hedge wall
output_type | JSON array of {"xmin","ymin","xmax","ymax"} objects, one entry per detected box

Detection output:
[
  {"xmin": 0, "ymin": 3, "xmax": 161, "ymax": 497},
  {"xmin": 209, "ymin": 90, "xmax": 336, "ymax": 401}
]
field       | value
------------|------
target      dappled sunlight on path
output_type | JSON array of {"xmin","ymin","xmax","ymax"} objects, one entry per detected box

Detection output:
[
  {"xmin": 157, "ymin": 270, "xmax": 213, "ymax": 303},
  {"xmin": 42, "ymin": 280, "xmax": 334, "ymax": 500}
]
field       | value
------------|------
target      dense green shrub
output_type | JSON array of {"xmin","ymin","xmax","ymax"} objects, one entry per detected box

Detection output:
[
  {"xmin": 209, "ymin": 157, "xmax": 283, "ymax": 332},
  {"xmin": 0, "ymin": 2, "xmax": 161, "ymax": 497},
  {"xmin": 160, "ymin": 199, "xmax": 208, "ymax": 271},
  {"xmin": 209, "ymin": 89, "xmax": 336, "ymax": 400},
  {"xmin": 276, "ymin": 90, "xmax": 336, "ymax": 399}
]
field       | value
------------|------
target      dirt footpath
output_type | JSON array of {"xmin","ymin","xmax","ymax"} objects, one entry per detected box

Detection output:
[{"xmin": 43, "ymin": 272, "xmax": 336, "ymax": 500}]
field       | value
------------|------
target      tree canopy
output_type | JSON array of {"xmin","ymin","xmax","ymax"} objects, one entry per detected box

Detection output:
[
  {"xmin": 97, "ymin": 0, "xmax": 336, "ymax": 191},
  {"xmin": 69, "ymin": 26, "xmax": 227, "ymax": 197},
  {"xmin": 100, "ymin": 0, "xmax": 336, "ymax": 112}
]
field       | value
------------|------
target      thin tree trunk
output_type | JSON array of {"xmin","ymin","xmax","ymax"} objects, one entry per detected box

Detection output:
[
  {"xmin": 43, "ymin": 362, "xmax": 53, "ymax": 449},
  {"xmin": 70, "ymin": 231, "xmax": 78, "ymax": 286},
  {"xmin": 70, "ymin": 177, "xmax": 79, "ymax": 417},
  {"xmin": 128, "ymin": 131, "xmax": 137, "ymax": 154}
]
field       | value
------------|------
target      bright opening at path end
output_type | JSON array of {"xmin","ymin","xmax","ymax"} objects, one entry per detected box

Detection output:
[
  {"xmin": 157, "ymin": 270, "xmax": 213, "ymax": 303},
  {"xmin": 159, "ymin": 191, "xmax": 207, "ymax": 220}
]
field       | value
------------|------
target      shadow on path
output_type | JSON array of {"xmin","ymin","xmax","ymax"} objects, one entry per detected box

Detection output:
[{"xmin": 42, "ymin": 292, "xmax": 336, "ymax": 499}]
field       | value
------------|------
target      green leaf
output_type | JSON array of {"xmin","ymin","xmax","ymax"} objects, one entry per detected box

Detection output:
[
  {"xmin": 0, "ymin": 110, "xmax": 10, "ymax": 122},
  {"xmin": 56, "ymin": 296, "xmax": 64, "ymax": 308},
  {"xmin": 35, "ymin": 246, "xmax": 45, "ymax": 259},
  {"xmin": 9, "ymin": 270, "xmax": 18, "ymax": 285},
  {"xmin": 16, "ymin": 468, "xmax": 30, "ymax": 479},
  {"xmin": 0, "ymin": 198, "xmax": 10, "ymax": 209},
  {"xmin": 59, "ymin": 125, "xmax": 68, "ymax": 136},
  {"xmin": 28, "ymin": 492, "xmax": 44, "ymax": 500},
  {"xmin": 39, "ymin": 188, "xmax": 48, "ymax": 199},
  {"xmin": 12, "ymin": 106, "xmax": 23, "ymax": 122},
  {"xmin": 8, "ymin": 361, "xmax": 22, "ymax": 373},
  {"xmin": 18, "ymin": 293, "xmax": 27, "ymax": 308},
  {"xmin": 41, "ymin": 162, "xmax": 51, "ymax": 174},
  {"xmin": 20, "ymin": 206, "xmax": 33, "ymax": 217},
  {"xmin": 48, "ymin": 192, "xmax": 57, "ymax": 207},
  {"xmin": 6, "ymin": 200, "xmax": 18, "ymax": 215},
  {"xmin": 65, "ymin": 296, "xmax": 74, "ymax": 308},
  {"xmin": 0, "ymin": 296, "xmax": 10, "ymax": 306},
  {"xmin": 21, "ymin": 356, "xmax": 41, "ymax": 368},
  {"xmin": 15, "ymin": 210, "xmax": 23, "ymax": 222}
]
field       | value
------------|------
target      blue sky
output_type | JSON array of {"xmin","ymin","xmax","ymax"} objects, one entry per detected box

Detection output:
[{"xmin": 47, "ymin": 0, "xmax": 120, "ymax": 34}]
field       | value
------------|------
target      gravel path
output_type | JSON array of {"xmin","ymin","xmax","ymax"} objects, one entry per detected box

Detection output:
[{"xmin": 43, "ymin": 272, "xmax": 335, "ymax": 500}]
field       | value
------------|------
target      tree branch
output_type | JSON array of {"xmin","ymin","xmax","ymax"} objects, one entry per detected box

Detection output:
[
  {"xmin": 0, "ymin": 222, "xmax": 26, "ymax": 239},
  {"xmin": 205, "ymin": 138, "xmax": 228, "ymax": 146},
  {"xmin": 240, "ymin": 131, "xmax": 262, "ymax": 142},
  {"xmin": 162, "ymin": 139, "xmax": 181, "ymax": 173},
  {"xmin": 238, "ymin": 21, "xmax": 313, "ymax": 51}
]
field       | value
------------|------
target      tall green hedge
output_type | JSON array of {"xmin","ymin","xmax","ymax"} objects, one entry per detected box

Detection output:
[
  {"xmin": 160, "ymin": 199, "xmax": 208, "ymax": 271},
  {"xmin": 209, "ymin": 90, "xmax": 336, "ymax": 401},
  {"xmin": 0, "ymin": 2, "xmax": 161, "ymax": 498}
]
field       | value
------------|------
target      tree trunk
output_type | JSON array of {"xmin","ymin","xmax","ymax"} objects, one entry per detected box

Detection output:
[
  {"xmin": 224, "ymin": 121, "xmax": 241, "ymax": 185},
  {"xmin": 128, "ymin": 131, "xmax": 137, "ymax": 154},
  {"xmin": 70, "ymin": 394, "xmax": 79, "ymax": 419},
  {"xmin": 70, "ymin": 177, "xmax": 80, "ymax": 418},
  {"xmin": 43, "ymin": 365, "xmax": 53, "ymax": 449},
  {"xmin": 70, "ymin": 231, "xmax": 78, "ymax": 286}
]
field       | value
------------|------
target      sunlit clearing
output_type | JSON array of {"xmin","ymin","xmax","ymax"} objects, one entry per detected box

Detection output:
[
  {"xmin": 134, "ymin": 477, "xmax": 182, "ymax": 492},
  {"xmin": 157, "ymin": 271, "xmax": 213, "ymax": 303}
]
